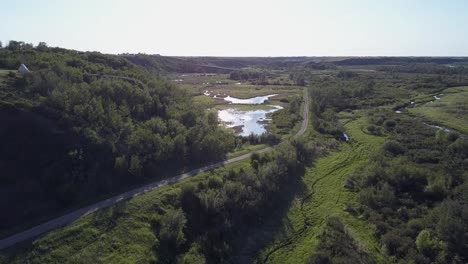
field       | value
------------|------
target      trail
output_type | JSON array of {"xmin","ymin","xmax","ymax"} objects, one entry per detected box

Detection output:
[{"xmin": 0, "ymin": 88, "xmax": 309, "ymax": 250}]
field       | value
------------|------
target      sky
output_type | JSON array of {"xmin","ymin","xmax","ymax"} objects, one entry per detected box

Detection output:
[{"xmin": 1, "ymin": 0, "xmax": 468, "ymax": 56}]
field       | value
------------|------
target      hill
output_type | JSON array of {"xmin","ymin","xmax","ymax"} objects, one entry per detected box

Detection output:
[{"xmin": 0, "ymin": 44, "xmax": 235, "ymax": 237}]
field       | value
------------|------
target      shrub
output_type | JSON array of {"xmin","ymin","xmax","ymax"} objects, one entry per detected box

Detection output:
[{"xmin": 383, "ymin": 140, "xmax": 406, "ymax": 155}]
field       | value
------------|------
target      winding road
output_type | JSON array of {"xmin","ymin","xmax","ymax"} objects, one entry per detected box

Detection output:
[{"xmin": 0, "ymin": 88, "xmax": 309, "ymax": 250}]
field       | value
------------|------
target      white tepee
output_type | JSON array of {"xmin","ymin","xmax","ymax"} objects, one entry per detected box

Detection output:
[{"xmin": 18, "ymin": 64, "xmax": 30, "ymax": 73}]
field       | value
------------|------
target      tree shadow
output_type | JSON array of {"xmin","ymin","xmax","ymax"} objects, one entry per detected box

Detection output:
[{"xmin": 228, "ymin": 167, "xmax": 309, "ymax": 264}]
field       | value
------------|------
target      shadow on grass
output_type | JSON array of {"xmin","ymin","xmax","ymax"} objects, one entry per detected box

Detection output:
[{"xmin": 228, "ymin": 167, "xmax": 309, "ymax": 264}]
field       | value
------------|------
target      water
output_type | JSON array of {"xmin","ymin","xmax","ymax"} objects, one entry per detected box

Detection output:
[
  {"xmin": 343, "ymin": 133, "xmax": 350, "ymax": 142},
  {"xmin": 204, "ymin": 91, "xmax": 278, "ymax": 104},
  {"xmin": 204, "ymin": 92, "xmax": 283, "ymax": 136},
  {"xmin": 223, "ymin": 94, "xmax": 277, "ymax": 104},
  {"xmin": 427, "ymin": 123, "xmax": 451, "ymax": 133},
  {"xmin": 218, "ymin": 106, "xmax": 283, "ymax": 136}
]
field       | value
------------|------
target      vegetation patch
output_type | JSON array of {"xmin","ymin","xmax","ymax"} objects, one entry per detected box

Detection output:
[{"xmin": 408, "ymin": 86, "xmax": 468, "ymax": 134}]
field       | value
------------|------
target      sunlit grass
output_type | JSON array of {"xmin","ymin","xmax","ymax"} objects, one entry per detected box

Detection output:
[
  {"xmin": 256, "ymin": 116, "xmax": 387, "ymax": 264},
  {"xmin": 408, "ymin": 86, "xmax": 468, "ymax": 134}
]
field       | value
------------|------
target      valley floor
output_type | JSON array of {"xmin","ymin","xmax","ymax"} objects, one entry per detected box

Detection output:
[
  {"xmin": 256, "ymin": 115, "xmax": 387, "ymax": 263},
  {"xmin": 408, "ymin": 86, "xmax": 468, "ymax": 134}
]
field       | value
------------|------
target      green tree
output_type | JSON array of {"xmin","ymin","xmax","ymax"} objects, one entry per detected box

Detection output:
[
  {"xmin": 416, "ymin": 229, "xmax": 444, "ymax": 258},
  {"xmin": 7, "ymin": 40, "xmax": 24, "ymax": 50},
  {"xmin": 207, "ymin": 111, "xmax": 218, "ymax": 126},
  {"xmin": 178, "ymin": 243, "xmax": 206, "ymax": 264},
  {"xmin": 158, "ymin": 209, "xmax": 188, "ymax": 263},
  {"xmin": 37, "ymin": 42, "xmax": 48, "ymax": 51}
]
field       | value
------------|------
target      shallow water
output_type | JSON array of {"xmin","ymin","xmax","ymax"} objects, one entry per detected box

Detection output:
[
  {"xmin": 223, "ymin": 94, "xmax": 277, "ymax": 104},
  {"xmin": 204, "ymin": 91, "xmax": 278, "ymax": 104},
  {"xmin": 343, "ymin": 133, "xmax": 350, "ymax": 141},
  {"xmin": 218, "ymin": 106, "xmax": 283, "ymax": 136}
]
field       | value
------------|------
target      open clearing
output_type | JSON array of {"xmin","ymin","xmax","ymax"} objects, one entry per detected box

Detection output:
[{"xmin": 409, "ymin": 86, "xmax": 468, "ymax": 134}]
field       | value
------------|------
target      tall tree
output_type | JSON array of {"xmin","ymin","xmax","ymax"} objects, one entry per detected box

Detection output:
[{"xmin": 37, "ymin": 42, "xmax": 48, "ymax": 51}]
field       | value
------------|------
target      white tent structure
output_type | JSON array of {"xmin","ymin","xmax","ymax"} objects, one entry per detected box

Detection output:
[{"xmin": 18, "ymin": 64, "xmax": 30, "ymax": 73}]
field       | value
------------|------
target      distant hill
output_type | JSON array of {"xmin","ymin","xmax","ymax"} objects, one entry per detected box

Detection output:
[
  {"xmin": 123, "ymin": 55, "xmax": 468, "ymax": 74},
  {"xmin": 333, "ymin": 57, "xmax": 468, "ymax": 66}
]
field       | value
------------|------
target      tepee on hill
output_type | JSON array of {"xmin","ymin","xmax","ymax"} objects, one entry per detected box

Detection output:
[{"xmin": 18, "ymin": 64, "xmax": 30, "ymax": 73}]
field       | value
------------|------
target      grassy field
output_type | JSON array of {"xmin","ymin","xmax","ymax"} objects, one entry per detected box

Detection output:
[
  {"xmin": 174, "ymin": 72, "xmax": 302, "ymax": 99},
  {"xmin": 255, "ymin": 114, "xmax": 387, "ymax": 264},
  {"xmin": 0, "ymin": 160, "xmax": 252, "ymax": 264},
  {"xmin": 408, "ymin": 86, "xmax": 468, "ymax": 134}
]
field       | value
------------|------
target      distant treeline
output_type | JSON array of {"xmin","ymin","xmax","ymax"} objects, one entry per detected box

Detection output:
[
  {"xmin": 228, "ymin": 69, "xmax": 268, "ymax": 82},
  {"xmin": 334, "ymin": 57, "xmax": 468, "ymax": 66},
  {"xmin": 377, "ymin": 63, "xmax": 468, "ymax": 75}
]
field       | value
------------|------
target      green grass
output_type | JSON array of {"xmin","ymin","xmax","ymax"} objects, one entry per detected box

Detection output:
[
  {"xmin": 226, "ymin": 143, "xmax": 268, "ymax": 159},
  {"xmin": 192, "ymin": 94, "xmax": 217, "ymax": 107},
  {"xmin": 0, "ymin": 160, "xmax": 252, "ymax": 263},
  {"xmin": 408, "ymin": 86, "xmax": 468, "ymax": 134},
  {"xmin": 255, "ymin": 115, "xmax": 387, "ymax": 264}
]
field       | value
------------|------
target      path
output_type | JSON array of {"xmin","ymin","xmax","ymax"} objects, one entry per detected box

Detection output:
[{"xmin": 0, "ymin": 88, "xmax": 309, "ymax": 250}]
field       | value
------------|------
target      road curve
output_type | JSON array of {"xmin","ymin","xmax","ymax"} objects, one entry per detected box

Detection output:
[{"xmin": 0, "ymin": 88, "xmax": 309, "ymax": 250}]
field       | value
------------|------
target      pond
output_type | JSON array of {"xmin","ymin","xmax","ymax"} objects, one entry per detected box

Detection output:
[
  {"xmin": 223, "ymin": 94, "xmax": 277, "ymax": 104},
  {"xmin": 203, "ymin": 92, "xmax": 284, "ymax": 136},
  {"xmin": 218, "ymin": 105, "xmax": 283, "ymax": 136},
  {"xmin": 204, "ymin": 91, "xmax": 278, "ymax": 104}
]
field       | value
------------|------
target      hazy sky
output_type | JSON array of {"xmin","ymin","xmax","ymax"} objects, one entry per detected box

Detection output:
[{"xmin": 2, "ymin": 0, "xmax": 468, "ymax": 56}]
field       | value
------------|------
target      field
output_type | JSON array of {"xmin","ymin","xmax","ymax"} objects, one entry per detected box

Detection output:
[
  {"xmin": 172, "ymin": 73, "xmax": 302, "ymax": 99},
  {"xmin": 408, "ymin": 86, "xmax": 468, "ymax": 134},
  {"xmin": 256, "ymin": 113, "xmax": 387, "ymax": 263}
]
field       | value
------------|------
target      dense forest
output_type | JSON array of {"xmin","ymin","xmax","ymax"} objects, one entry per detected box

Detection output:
[{"xmin": 0, "ymin": 41, "xmax": 235, "ymax": 234}]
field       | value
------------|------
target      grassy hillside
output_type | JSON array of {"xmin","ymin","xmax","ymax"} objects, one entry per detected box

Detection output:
[{"xmin": 0, "ymin": 46, "xmax": 236, "ymax": 238}]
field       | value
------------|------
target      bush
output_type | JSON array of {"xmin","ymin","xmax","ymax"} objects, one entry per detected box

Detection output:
[
  {"xmin": 307, "ymin": 217, "xmax": 371, "ymax": 263},
  {"xmin": 384, "ymin": 120, "xmax": 397, "ymax": 130},
  {"xmin": 383, "ymin": 140, "xmax": 406, "ymax": 155},
  {"xmin": 447, "ymin": 132, "xmax": 459, "ymax": 142}
]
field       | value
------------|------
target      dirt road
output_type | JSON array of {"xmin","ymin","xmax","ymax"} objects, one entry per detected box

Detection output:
[{"xmin": 0, "ymin": 88, "xmax": 309, "ymax": 250}]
